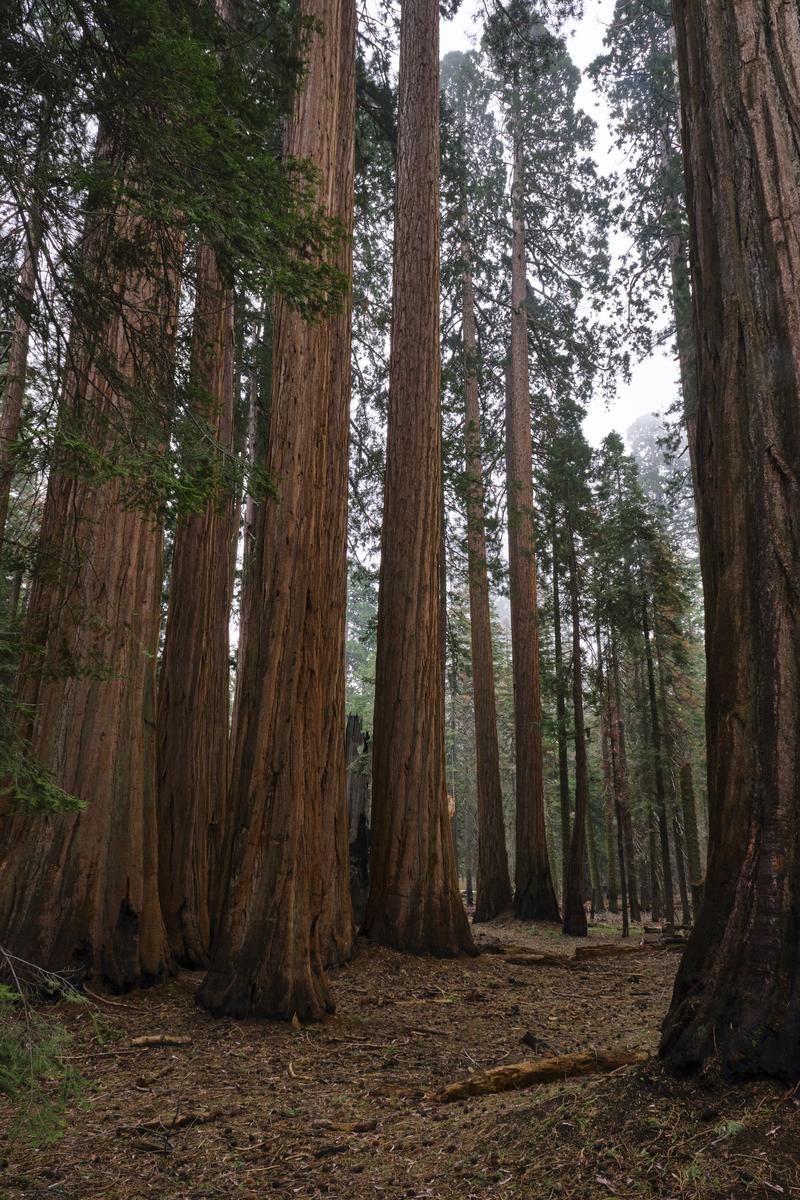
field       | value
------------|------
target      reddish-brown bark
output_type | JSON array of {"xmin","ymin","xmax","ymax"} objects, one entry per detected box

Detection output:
[
  {"xmin": 363, "ymin": 0, "xmax": 474, "ymax": 958},
  {"xmin": 662, "ymin": 0, "xmax": 800, "ymax": 1077},
  {"xmin": 461, "ymin": 218, "xmax": 512, "ymax": 924},
  {"xmin": 319, "ymin": 0, "xmax": 357, "ymax": 967},
  {"xmin": 506, "ymin": 121, "xmax": 559, "ymax": 923},
  {"xmin": 561, "ymin": 523, "xmax": 588, "ymax": 937},
  {"xmin": 156, "ymin": 241, "xmax": 236, "ymax": 968},
  {"xmin": 197, "ymin": 0, "xmax": 355, "ymax": 1019},
  {"xmin": 0, "ymin": 204, "xmax": 180, "ymax": 990}
]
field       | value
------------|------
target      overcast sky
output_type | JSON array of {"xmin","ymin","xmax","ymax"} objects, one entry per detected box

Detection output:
[{"xmin": 440, "ymin": 0, "xmax": 680, "ymax": 448}]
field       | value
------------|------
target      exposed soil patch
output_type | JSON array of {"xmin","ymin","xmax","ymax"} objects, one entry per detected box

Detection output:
[{"xmin": 2, "ymin": 921, "xmax": 799, "ymax": 1198}]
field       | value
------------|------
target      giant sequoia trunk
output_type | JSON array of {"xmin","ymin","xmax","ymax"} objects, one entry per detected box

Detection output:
[
  {"xmin": 363, "ymin": 0, "xmax": 474, "ymax": 957},
  {"xmin": 197, "ymin": 0, "xmax": 355, "ymax": 1020},
  {"xmin": 318, "ymin": 0, "xmax": 357, "ymax": 968},
  {"xmin": 0, "ymin": 201, "xmax": 179, "ymax": 990},
  {"xmin": 461, "ymin": 217, "xmax": 512, "ymax": 924},
  {"xmin": 156, "ymin": 241, "xmax": 236, "ymax": 968},
  {"xmin": 561, "ymin": 523, "xmax": 588, "ymax": 937},
  {"xmin": 663, "ymin": 0, "xmax": 800, "ymax": 1077},
  {"xmin": 506, "ymin": 118, "xmax": 559, "ymax": 924}
]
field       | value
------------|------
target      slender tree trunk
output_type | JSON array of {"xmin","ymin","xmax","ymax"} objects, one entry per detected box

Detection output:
[
  {"xmin": 599, "ymin": 634, "xmax": 629, "ymax": 936},
  {"xmin": 198, "ymin": 0, "xmax": 356, "ymax": 1019},
  {"xmin": 461, "ymin": 217, "xmax": 511, "ymax": 922},
  {"xmin": 653, "ymin": 635, "xmax": 692, "ymax": 926},
  {"xmin": 641, "ymin": 594, "xmax": 675, "ymax": 931},
  {"xmin": 0, "ymin": 219, "xmax": 40, "ymax": 546},
  {"xmin": 0, "ymin": 199, "xmax": 180, "ymax": 990},
  {"xmin": 585, "ymin": 803, "xmax": 602, "ymax": 920},
  {"xmin": 551, "ymin": 516, "xmax": 571, "ymax": 900},
  {"xmin": 596, "ymin": 624, "xmax": 619, "ymax": 914},
  {"xmin": 562, "ymin": 522, "xmax": 588, "ymax": 937},
  {"xmin": 506, "ymin": 116, "xmax": 559, "ymax": 923},
  {"xmin": 156, "ymin": 242, "xmax": 236, "ymax": 968},
  {"xmin": 663, "ymin": 1, "xmax": 800, "ymax": 1077},
  {"xmin": 610, "ymin": 635, "xmax": 641, "ymax": 921},
  {"xmin": 679, "ymin": 760, "xmax": 703, "ymax": 894},
  {"xmin": 363, "ymin": 0, "xmax": 474, "ymax": 958}
]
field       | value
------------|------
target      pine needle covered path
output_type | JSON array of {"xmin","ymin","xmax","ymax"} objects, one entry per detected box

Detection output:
[{"xmin": 2, "ymin": 924, "xmax": 798, "ymax": 1198}]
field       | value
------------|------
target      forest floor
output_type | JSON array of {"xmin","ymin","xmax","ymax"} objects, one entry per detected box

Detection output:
[{"xmin": 2, "ymin": 917, "xmax": 800, "ymax": 1199}]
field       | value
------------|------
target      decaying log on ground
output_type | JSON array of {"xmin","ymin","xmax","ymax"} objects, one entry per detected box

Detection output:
[
  {"xmin": 574, "ymin": 941, "xmax": 683, "ymax": 962},
  {"xmin": 505, "ymin": 953, "xmax": 573, "ymax": 969},
  {"xmin": 129, "ymin": 1034, "xmax": 193, "ymax": 1048},
  {"xmin": 118, "ymin": 1108, "xmax": 224, "ymax": 1134},
  {"xmin": 435, "ymin": 1048, "xmax": 649, "ymax": 1101}
]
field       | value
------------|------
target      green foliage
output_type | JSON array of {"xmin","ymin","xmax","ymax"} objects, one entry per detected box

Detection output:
[
  {"xmin": 0, "ymin": 631, "xmax": 83, "ymax": 812},
  {"xmin": 0, "ymin": 954, "xmax": 90, "ymax": 1145}
]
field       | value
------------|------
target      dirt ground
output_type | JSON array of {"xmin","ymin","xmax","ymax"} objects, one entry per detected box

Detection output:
[{"xmin": 2, "ymin": 918, "xmax": 799, "ymax": 1199}]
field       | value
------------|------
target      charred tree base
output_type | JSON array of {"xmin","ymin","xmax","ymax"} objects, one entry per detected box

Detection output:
[
  {"xmin": 473, "ymin": 882, "xmax": 513, "ymax": 925},
  {"xmin": 661, "ymin": 921, "xmax": 800, "ymax": 1080},
  {"xmin": 196, "ymin": 960, "xmax": 334, "ymax": 1023},
  {"xmin": 513, "ymin": 875, "xmax": 560, "ymax": 923},
  {"xmin": 363, "ymin": 890, "xmax": 477, "ymax": 958}
]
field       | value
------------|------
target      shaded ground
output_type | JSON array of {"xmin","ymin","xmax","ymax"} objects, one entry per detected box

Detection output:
[{"xmin": 2, "ymin": 920, "xmax": 799, "ymax": 1198}]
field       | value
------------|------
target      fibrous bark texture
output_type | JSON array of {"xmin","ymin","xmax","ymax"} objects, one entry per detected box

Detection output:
[
  {"xmin": 506, "ymin": 123, "xmax": 559, "ymax": 923},
  {"xmin": 0, "ymin": 204, "xmax": 179, "ymax": 990},
  {"xmin": 318, "ymin": 0, "xmax": 357, "ymax": 968},
  {"xmin": 197, "ymin": 0, "xmax": 355, "ymax": 1020},
  {"xmin": 363, "ymin": 0, "xmax": 474, "ymax": 958},
  {"xmin": 156, "ymin": 240, "xmax": 236, "ymax": 968},
  {"xmin": 662, "ymin": 0, "xmax": 800, "ymax": 1078},
  {"xmin": 461, "ymin": 218, "xmax": 512, "ymax": 924}
]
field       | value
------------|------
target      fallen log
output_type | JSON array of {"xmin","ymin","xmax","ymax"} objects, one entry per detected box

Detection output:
[
  {"xmin": 435, "ymin": 1049, "xmax": 649, "ymax": 1102},
  {"xmin": 118, "ymin": 1108, "xmax": 225, "ymax": 1135},
  {"xmin": 505, "ymin": 954, "xmax": 574, "ymax": 969},
  {"xmin": 573, "ymin": 942, "xmax": 683, "ymax": 962},
  {"xmin": 129, "ymin": 1034, "xmax": 192, "ymax": 1048}
]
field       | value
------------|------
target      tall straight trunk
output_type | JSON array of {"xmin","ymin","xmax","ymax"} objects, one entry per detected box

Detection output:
[
  {"xmin": 0, "ymin": 219, "xmax": 40, "ymax": 545},
  {"xmin": 679, "ymin": 760, "xmax": 703, "ymax": 891},
  {"xmin": 562, "ymin": 523, "xmax": 588, "ymax": 937},
  {"xmin": 551, "ymin": 516, "xmax": 571, "ymax": 898},
  {"xmin": 585, "ymin": 803, "xmax": 602, "ymax": 919},
  {"xmin": 197, "ymin": 0, "xmax": 356, "ymax": 1019},
  {"xmin": 156, "ymin": 241, "xmax": 236, "ymax": 968},
  {"xmin": 0, "ymin": 199, "xmax": 180, "ymax": 989},
  {"xmin": 506, "ymin": 116, "xmax": 559, "ymax": 923},
  {"xmin": 461, "ymin": 217, "xmax": 512, "ymax": 923},
  {"xmin": 641, "ymin": 592, "xmax": 675, "ymax": 931},
  {"xmin": 610, "ymin": 635, "xmax": 641, "ymax": 921},
  {"xmin": 596, "ymin": 624, "xmax": 619, "ymax": 914},
  {"xmin": 663, "ymin": 1, "xmax": 800, "ymax": 1078},
  {"xmin": 599, "ymin": 632, "xmax": 629, "ymax": 935},
  {"xmin": 318, "ymin": 0, "xmax": 357, "ymax": 968},
  {"xmin": 362, "ymin": 0, "xmax": 473, "ymax": 958},
  {"xmin": 653, "ymin": 635, "xmax": 691, "ymax": 925}
]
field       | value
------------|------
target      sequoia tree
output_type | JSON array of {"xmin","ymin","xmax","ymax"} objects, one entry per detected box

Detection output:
[
  {"xmin": 0, "ymin": 196, "xmax": 180, "ymax": 989},
  {"xmin": 197, "ymin": 0, "xmax": 355, "ymax": 1019},
  {"xmin": 156, "ymin": 240, "xmax": 236, "ymax": 968},
  {"xmin": 661, "ymin": 0, "xmax": 800, "ymax": 1078},
  {"xmin": 461, "ymin": 217, "xmax": 513, "ymax": 923},
  {"xmin": 363, "ymin": 0, "xmax": 474, "ymax": 956},
  {"xmin": 504, "ymin": 122, "xmax": 559, "ymax": 923}
]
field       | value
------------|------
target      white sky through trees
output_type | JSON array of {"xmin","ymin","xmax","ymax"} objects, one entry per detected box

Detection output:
[{"xmin": 440, "ymin": 0, "xmax": 681, "ymax": 449}]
